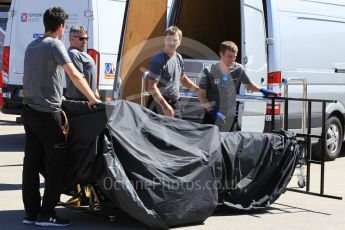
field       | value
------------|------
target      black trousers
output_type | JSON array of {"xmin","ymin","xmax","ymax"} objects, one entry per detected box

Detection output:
[
  {"xmin": 147, "ymin": 95, "xmax": 182, "ymax": 119},
  {"xmin": 21, "ymin": 105, "xmax": 69, "ymax": 217}
]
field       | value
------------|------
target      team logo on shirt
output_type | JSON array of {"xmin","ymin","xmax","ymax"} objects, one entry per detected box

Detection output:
[
  {"xmin": 104, "ymin": 63, "xmax": 115, "ymax": 79},
  {"xmin": 21, "ymin": 13, "xmax": 28, "ymax": 22}
]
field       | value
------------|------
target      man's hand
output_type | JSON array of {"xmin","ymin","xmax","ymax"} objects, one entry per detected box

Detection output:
[
  {"xmin": 88, "ymin": 98, "xmax": 102, "ymax": 110},
  {"xmin": 148, "ymin": 78, "xmax": 175, "ymax": 117},
  {"xmin": 260, "ymin": 88, "xmax": 278, "ymax": 97},
  {"xmin": 162, "ymin": 104, "xmax": 175, "ymax": 117},
  {"xmin": 210, "ymin": 110, "xmax": 226, "ymax": 124}
]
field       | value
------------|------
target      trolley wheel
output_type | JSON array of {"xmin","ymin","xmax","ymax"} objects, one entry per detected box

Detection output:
[{"xmin": 297, "ymin": 179, "xmax": 306, "ymax": 188}]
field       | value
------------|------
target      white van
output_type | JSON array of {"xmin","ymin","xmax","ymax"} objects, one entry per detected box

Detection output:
[
  {"xmin": 116, "ymin": 0, "xmax": 345, "ymax": 160},
  {"xmin": 1, "ymin": 0, "xmax": 127, "ymax": 114}
]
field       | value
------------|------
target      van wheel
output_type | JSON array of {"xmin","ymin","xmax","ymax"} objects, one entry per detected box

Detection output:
[{"xmin": 313, "ymin": 116, "xmax": 343, "ymax": 161}]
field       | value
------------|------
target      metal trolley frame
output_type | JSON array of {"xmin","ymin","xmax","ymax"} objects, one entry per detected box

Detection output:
[
  {"xmin": 270, "ymin": 96, "xmax": 342, "ymax": 200},
  {"xmin": 140, "ymin": 70, "xmax": 342, "ymax": 200}
]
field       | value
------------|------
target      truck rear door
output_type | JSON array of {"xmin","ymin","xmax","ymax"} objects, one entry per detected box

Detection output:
[
  {"xmin": 241, "ymin": 0, "xmax": 268, "ymax": 132},
  {"xmin": 115, "ymin": 0, "xmax": 168, "ymax": 103}
]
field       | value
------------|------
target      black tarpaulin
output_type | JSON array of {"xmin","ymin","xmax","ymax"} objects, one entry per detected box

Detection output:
[
  {"xmin": 62, "ymin": 100, "xmax": 108, "ymax": 184},
  {"xmin": 65, "ymin": 100, "xmax": 223, "ymax": 229},
  {"xmin": 103, "ymin": 101, "xmax": 223, "ymax": 227},
  {"xmin": 63, "ymin": 100, "xmax": 302, "ymax": 228},
  {"xmin": 219, "ymin": 131, "xmax": 300, "ymax": 210}
]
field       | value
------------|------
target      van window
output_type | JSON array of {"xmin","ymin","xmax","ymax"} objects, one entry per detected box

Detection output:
[{"xmin": 0, "ymin": 4, "xmax": 10, "ymax": 31}]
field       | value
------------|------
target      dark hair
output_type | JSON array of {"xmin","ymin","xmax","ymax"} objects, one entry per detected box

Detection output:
[
  {"xmin": 43, "ymin": 7, "xmax": 69, "ymax": 32},
  {"xmin": 219, "ymin": 41, "xmax": 238, "ymax": 54}
]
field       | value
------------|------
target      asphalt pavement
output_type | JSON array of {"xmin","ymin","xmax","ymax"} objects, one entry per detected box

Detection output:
[{"xmin": 0, "ymin": 112, "xmax": 344, "ymax": 230}]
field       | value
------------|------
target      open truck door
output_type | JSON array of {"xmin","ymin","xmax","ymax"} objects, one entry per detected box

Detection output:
[
  {"xmin": 114, "ymin": 0, "xmax": 168, "ymax": 103},
  {"xmin": 240, "ymin": 0, "xmax": 268, "ymax": 132}
]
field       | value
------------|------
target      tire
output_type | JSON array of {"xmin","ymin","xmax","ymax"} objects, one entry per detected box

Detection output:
[{"xmin": 313, "ymin": 116, "xmax": 343, "ymax": 161}]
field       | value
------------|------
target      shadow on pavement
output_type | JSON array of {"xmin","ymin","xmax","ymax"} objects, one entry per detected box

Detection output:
[
  {"xmin": 0, "ymin": 164, "xmax": 23, "ymax": 167},
  {"xmin": 269, "ymin": 203, "xmax": 331, "ymax": 215},
  {"xmin": 0, "ymin": 120, "xmax": 22, "ymax": 126},
  {"xmin": 212, "ymin": 202, "xmax": 330, "ymax": 218},
  {"xmin": 0, "ymin": 133, "xmax": 25, "ymax": 152},
  {"xmin": 0, "ymin": 208, "xmax": 149, "ymax": 230},
  {"xmin": 0, "ymin": 183, "xmax": 44, "ymax": 192}
]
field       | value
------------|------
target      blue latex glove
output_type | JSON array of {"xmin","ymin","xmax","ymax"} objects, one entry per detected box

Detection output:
[
  {"xmin": 210, "ymin": 110, "xmax": 226, "ymax": 124},
  {"xmin": 260, "ymin": 88, "xmax": 278, "ymax": 97}
]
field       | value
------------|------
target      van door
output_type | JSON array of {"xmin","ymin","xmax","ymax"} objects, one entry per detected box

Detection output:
[
  {"xmin": 116, "ymin": 0, "xmax": 168, "ymax": 103},
  {"xmin": 93, "ymin": 0, "xmax": 126, "ymax": 101},
  {"xmin": 7, "ymin": 0, "xmax": 50, "ymax": 87},
  {"xmin": 9, "ymin": 0, "xmax": 90, "ymax": 85},
  {"xmin": 241, "ymin": 0, "xmax": 268, "ymax": 132},
  {"xmin": 4, "ymin": 0, "xmax": 89, "ymax": 111}
]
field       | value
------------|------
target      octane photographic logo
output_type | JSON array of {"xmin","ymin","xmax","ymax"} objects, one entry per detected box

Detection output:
[
  {"xmin": 20, "ymin": 13, "xmax": 28, "ymax": 22},
  {"xmin": 102, "ymin": 176, "xmax": 240, "ymax": 192}
]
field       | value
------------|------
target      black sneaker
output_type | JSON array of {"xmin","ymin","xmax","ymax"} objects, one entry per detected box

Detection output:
[
  {"xmin": 22, "ymin": 215, "xmax": 36, "ymax": 225},
  {"xmin": 35, "ymin": 215, "xmax": 71, "ymax": 227}
]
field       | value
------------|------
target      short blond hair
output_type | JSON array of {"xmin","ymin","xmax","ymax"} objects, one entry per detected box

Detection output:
[
  {"xmin": 165, "ymin": 26, "xmax": 182, "ymax": 39},
  {"xmin": 220, "ymin": 41, "xmax": 238, "ymax": 54}
]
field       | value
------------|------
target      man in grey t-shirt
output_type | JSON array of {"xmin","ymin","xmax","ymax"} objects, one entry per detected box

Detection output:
[
  {"xmin": 65, "ymin": 25, "xmax": 99, "ymax": 100},
  {"xmin": 147, "ymin": 26, "xmax": 199, "ymax": 118},
  {"xmin": 198, "ymin": 41, "xmax": 276, "ymax": 132},
  {"xmin": 21, "ymin": 7, "xmax": 100, "ymax": 227}
]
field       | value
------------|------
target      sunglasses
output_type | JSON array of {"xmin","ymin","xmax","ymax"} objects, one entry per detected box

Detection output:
[{"xmin": 73, "ymin": 36, "xmax": 89, "ymax": 41}]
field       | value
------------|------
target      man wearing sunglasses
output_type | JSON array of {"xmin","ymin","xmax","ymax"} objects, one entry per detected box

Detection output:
[{"xmin": 65, "ymin": 25, "xmax": 99, "ymax": 101}]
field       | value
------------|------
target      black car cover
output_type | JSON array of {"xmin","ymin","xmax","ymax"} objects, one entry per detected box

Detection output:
[
  {"xmin": 62, "ymin": 100, "xmax": 302, "ymax": 229},
  {"xmin": 219, "ymin": 131, "xmax": 301, "ymax": 210}
]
